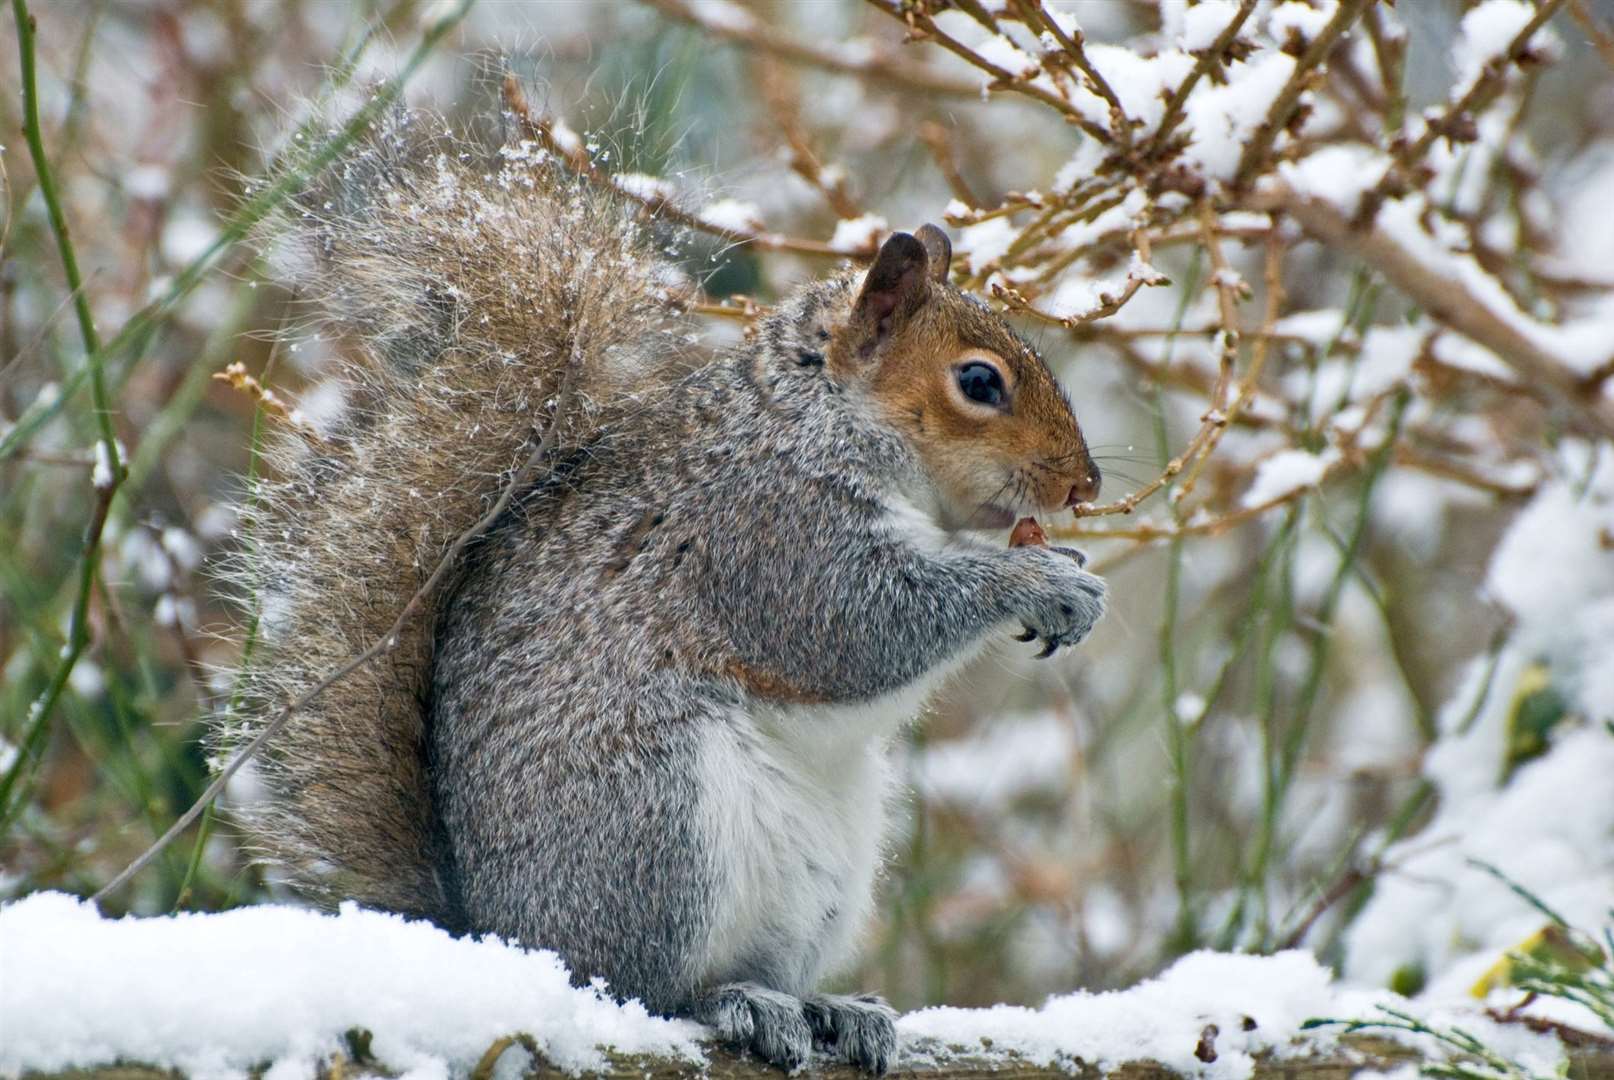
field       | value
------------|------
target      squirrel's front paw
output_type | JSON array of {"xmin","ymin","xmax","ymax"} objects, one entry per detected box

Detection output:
[{"xmin": 1010, "ymin": 548, "xmax": 1107, "ymax": 658}]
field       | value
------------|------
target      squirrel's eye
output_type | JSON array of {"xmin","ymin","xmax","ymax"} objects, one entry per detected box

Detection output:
[{"xmin": 956, "ymin": 361, "xmax": 1005, "ymax": 407}]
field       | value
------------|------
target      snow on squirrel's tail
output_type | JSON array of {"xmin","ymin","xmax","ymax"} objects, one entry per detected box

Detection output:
[{"xmin": 218, "ymin": 107, "xmax": 692, "ymax": 920}]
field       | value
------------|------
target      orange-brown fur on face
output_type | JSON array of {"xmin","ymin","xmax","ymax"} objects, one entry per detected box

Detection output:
[{"xmin": 829, "ymin": 272, "xmax": 1100, "ymax": 531}]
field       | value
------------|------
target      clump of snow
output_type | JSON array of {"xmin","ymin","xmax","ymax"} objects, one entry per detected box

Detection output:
[
  {"xmin": 1276, "ymin": 144, "xmax": 1391, "ymax": 219},
  {"xmin": 548, "ymin": 118, "xmax": 583, "ymax": 157},
  {"xmin": 1344, "ymin": 443, "xmax": 1614, "ymax": 997},
  {"xmin": 1485, "ymin": 442, "xmax": 1614, "ymax": 640},
  {"xmin": 1431, "ymin": 333, "xmax": 1514, "ymax": 382},
  {"xmin": 1075, "ymin": 47, "xmax": 1196, "ymax": 133},
  {"xmin": 688, "ymin": 0, "xmax": 754, "ymax": 33},
  {"xmin": 0, "ymin": 892, "xmax": 705, "ymax": 1079},
  {"xmin": 1242, "ymin": 449, "xmax": 1339, "ymax": 507},
  {"xmin": 160, "ymin": 527, "xmax": 202, "ymax": 572},
  {"xmin": 977, "ymin": 34, "xmax": 1040, "ymax": 80},
  {"xmin": 1373, "ymin": 195, "xmax": 1611, "ymax": 377},
  {"xmin": 92, "ymin": 439, "xmax": 121, "ymax": 491},
  {"xmin": 1039, "ymin": 4, "xmax": 1079, "ymax": 40},
  {"xmin": 1450, "ymin": 0, "xmax": 1557, "ymax": 99},
  {"xmin": 1271, "ymin": 308, "xmax": 1347, "ymax": 346},
  {"xmin": 696, "ymin": 197, "xmax": 763, "ymax": 235},
  {"xmin": 1355, "ymin": 325, "xmax": 1427, "ymax": 399},
  {"xmin": 902, "ymin": 951, "xmax": 1346, "ymax": 1078},
  {"xmin": 610, "ymin": 173, "xmax": 675, "ymax": 204},
  {"xmin": 1044, "ymin": 278, "xmax": 1110, "ymax": 321},
  {"xmin": 1268, "ymin": 1, "xmax": 1336, "ymax": 48},
  {"xmin": 1184, "ymin": 53, "xmax": 1299, "ymax": 182},
  {"xmin": 162, "ymin": 212, "xmax": 219, "ymax": 267},
  {"xmin": 1042, "ymin": 255, "xmax": 1163, "ymax": 322},
  {"xmin": 1052, "ymin": 140, "xmax": 1105, "ymax": 194},
  {"xmin": 957, "ymin": 216, "xmax": 1017, "ymax": 274},
  {"xmin": 829, "ymin": 213, "xmax": 888, "ymax": 255},
  {"xmin": 125, "ymin": 163, "xmax": 172, "ymax": 202},
  {"xmin": 1181, "ymin": 0, "xmax": 1245, "ymax": 52},
  {"xmin": 905, "ymin": 950, "xmax": 1563, "ymax": 1080}
]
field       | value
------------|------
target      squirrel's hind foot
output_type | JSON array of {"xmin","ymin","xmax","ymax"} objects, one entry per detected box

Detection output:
[
  {"xmin": 697, "ymin": 983, "xmax": 813, "ymax": 1073},
  {"xmin": 804, "ymin": 992, "xmax": 898, "ymax": 1075},
  {"xmin": 694, "ymin": 984, "xmax": 896, "ymax": 1075}
]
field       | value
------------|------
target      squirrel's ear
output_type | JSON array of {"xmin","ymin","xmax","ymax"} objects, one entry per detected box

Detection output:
[
  {"xmin": 915, "ymin": 223, "xmax": 951, "ymax": 284},
  {"xmin": 850, "ymin": 231, "xmax": 931, "ymax": 355}
]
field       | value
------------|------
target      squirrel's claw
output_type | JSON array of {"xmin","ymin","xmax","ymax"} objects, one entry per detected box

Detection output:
[
  {"xmin": 1036, "ymin": 639, "xmax": 1060, "ymax": 659},
  {"xmin": 1052, "ymin": 545, "xmax": 1089, "ymax": 568},
  {"xmin": 1012, "ymin": 626, "xmax": 1038, "ymax": 642}
]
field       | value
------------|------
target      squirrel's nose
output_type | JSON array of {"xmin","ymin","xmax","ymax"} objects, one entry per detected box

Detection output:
[{"xmin": 1065, "ymin": 464, "xmax": 1102, "ymax": 506}]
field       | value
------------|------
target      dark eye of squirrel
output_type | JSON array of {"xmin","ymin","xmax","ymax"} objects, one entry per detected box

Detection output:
[{"xmin": 956, "ymin": 361, "xmax": 1005, "ymax": 407}]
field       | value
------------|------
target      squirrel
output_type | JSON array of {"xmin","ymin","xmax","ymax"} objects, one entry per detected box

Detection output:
[{"xmin": 221, "ymin": 108, "xmax": 1106, "ymax": 1075}]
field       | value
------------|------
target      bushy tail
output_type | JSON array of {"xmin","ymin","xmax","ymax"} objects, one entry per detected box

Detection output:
[{"xmin": 219, "ymin": 109, "xmax": 691, "ymax": 920}]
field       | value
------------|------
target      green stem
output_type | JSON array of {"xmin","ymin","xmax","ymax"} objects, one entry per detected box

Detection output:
[
  {"xmin": 1246, "ymin": 390, "xmax": 1413, "ymax": 946},
  {"xmin": 4, "ymin": 0, "xmax": 127, "ymax": 824},
  {"xmin": 1153, "ymin": 249, "xmax": 1203, "ymax": 952},
  {"xmin": 0, "ymin": 0, "xmax": 473, "ymax": 466},
  {"xmin": 12, "ymin": 0, "xmax": 118, "ymax": 456}
]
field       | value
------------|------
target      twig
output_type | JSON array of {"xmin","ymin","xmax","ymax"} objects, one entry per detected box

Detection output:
[
  {"xmin": 753, "ymin": 59, "xmax": 863, "ymax": 220},
  {"xmin": 1260, "ymin": 181, "xmax": 1614, "ymax": 436},
  {"xmin": 1174, "ymin": 223, "xmax": 1285, "ymax": 505},
  {"xmin": 1404, "ymin": 0, "xmax": 1565, "ymax": 168},
  {"xmin": 91, "ymin": 368, "xmax": 580, "ymax": 905},
  {"xmin": 991, "ymin": 255, "xmax": 1168, "ymax": 329},
  {"xmin": 1148, "ymin": 0, "xmax": 1259, "ymax": 157},
  {"xmin": 1230, "ymin": 0, "xmax": 1370, "ymax": 190},
  {"xmin": 639, "ymin": 0, "xmax": 978, "ymax": 98},
  {"xmin": 1014, "ymin": 0, "xmax": 1132, "ymax": 149},
  {"xmin": 500, "ymin": 75, "xmax": 855, "ymax": 258},
  {"xmin": 862, "ymin": 0, "xmax": 1116, "ymax": 144},
  {"xmin": 213, "ymin": 361, "xmax": 326, "ymax": 444},
  {"xmin": 1569, "ymin": 0, "xmax": 1614, "ymax": 72},
  {"xmin": 917, "ymin": 121, "xmax": 978, "ymax": 210}
]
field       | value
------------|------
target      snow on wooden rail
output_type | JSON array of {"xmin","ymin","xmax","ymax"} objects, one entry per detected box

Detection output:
[{"xmin": 6, "ymin": 894, "xmax": 1613, "ymax": 1080}]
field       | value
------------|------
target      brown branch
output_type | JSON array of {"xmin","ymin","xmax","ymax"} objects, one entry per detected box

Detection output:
[
  {"xmin": 990, "ymin": 255, "xmax": 1168, "ymax": 329},
  {"xmin": 1055, "ymin": 454, "xmax": 1346, "ymax": 542},
  {"xmin": 754, "ymin": 59, "xmax": 864, "ymax": 220},
  {"xmin": 1259, "ymin": 181, "xmax": 1614, "ymax": 436},
  {"xmin": 1230, "ymin": 0, "xmax": 1370, "ymax": 191},
  {"xmin": 917, "ymin": 121, "xmax": 979, "ymax": 209},
  {"xmin": 1569, "ymin": 0, "xmax": 1614, "ymax": 71},
  {"xmin": 1403, "ymin": 0, "xmax": 1565, "ymax": 168},
  {"xmin": 500, "ymin": 75, "xmax": 856, "ymax": 259},
  {"xmin": 1174, "ymin": 217, "xmax": 1285, "ymax": 506},
  {"xmin": 639, "ymin": 0, "xmax": 979, "ymax": 98},
  {"xmin": 862, "ymin": 0, "xmax": 1116, "ymax": 145},
  {"xmin": 1013, "ymin": 0, "xmax": 1133, "ymax": 148},
  {"xmin": 1147, "ymin": 0, "xmax": 1259, "ymax": 157},
  {"xmin": 1394, "ymin": 445, "xmax": 1537, "ymax": 500}
]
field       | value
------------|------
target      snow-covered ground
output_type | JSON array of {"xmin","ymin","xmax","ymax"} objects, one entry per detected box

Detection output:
[{"xmin": 0, "ymin": 891, "xmax": 1576, "ymax": 1080}]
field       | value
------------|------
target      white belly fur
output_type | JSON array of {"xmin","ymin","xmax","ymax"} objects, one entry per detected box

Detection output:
[{"xmin": 694, "ymin": 641, "xmax": 989, "ymax": 994}]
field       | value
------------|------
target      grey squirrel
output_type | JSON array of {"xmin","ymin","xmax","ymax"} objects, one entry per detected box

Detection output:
[{"xmin": 222, "ymin": 109, "xmax": 1106, "ymax": 1074}]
